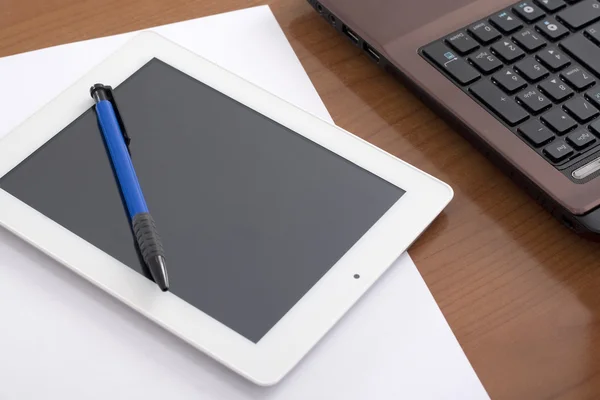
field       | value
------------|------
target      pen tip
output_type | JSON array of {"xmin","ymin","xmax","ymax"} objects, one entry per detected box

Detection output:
[{"xmin": 147, "ymin": 255, "xmax": 170, "ymax": 292}]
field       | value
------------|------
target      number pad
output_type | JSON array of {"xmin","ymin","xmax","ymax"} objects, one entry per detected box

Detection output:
[{"xmin": 421, "ymin": 0, "xmax": 600, "ymax": 177}]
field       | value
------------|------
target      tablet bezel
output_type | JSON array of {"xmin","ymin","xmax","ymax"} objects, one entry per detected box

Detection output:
[{"xmin": 0, "ymin": 32, "xmax": 453, "ymax": 385}]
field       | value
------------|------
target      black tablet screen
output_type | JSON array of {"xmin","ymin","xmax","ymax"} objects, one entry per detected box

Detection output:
[{"xmin": 0, "ymin": 59, "xmax": 404, "ymax": 343}]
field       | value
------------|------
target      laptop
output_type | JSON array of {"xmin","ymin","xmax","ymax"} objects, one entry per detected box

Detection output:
[{"xmin": 309, "ymin": 0, "xmax": 600, "ymax": 237}]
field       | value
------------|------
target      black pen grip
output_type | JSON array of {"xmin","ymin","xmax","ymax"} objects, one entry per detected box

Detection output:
[
  {"xmin": 132, "ymin": 212, "xmax": 169, "ymax": 290},
  {"xmin": 132, "ymin": 213, "xmax": 165, "ymax": 259}
]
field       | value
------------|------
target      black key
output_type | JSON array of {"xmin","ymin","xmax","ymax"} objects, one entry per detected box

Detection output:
[
  {"xmin": 541, "ymin": 107, "xmax": 578, "ymax": 133},
  {"xmin": 561, "ymin": 34, "xmax": 600, "ymax": 77},
  {"xmin": 539, "ymin": 76, "xmax": 575, "ymax": 100},
  {"xmin": 586, "ymin": 87, "xmax": 600, "ymax": 106},
  {"xmin": 567, "ymin": 128, "xmax": 597, "ymax": 148},
  {"xmin": 422, "ymin": 42, "xmax": 481, "ymax": 85},
  {"xmin": 544, "ymin": 139, "xmax": 575, "ymax": 161},
  {"xmin": 588, "ymin": 118, "xmax": 600, "ymax": 134},
  {"xmin": 564, "ymin": 97, "xmax": 599, "ymax": 121},
  {"xmin": 537, "ymin": 47, "xmax": 570, "ymax": 70},
  {"xmin": 446, "ymin": 31, "xmax": 479, "ymax": 55},
  {"xmin": 560, "ymin": 65, "xmax": 596, "ymax": 90},
  {"xmin": 536, "ymin": 17, "xmax": 569, "ymax": 40},
  {"xmin": 515, "ymin": 57, "xmax": 550, "ymax": 81},
  {"xmin": 556, "ymin": 0, "xmax": 600, "ymax": 29},
  {"xmin": 493, "ymin": 68, "xmax": 528, "ymax": 93},
  {"xmin": 585, "ymin": 23, "xmax": 600, "ymax": 48},
  {"xmin": 490, "ymin": 10, "xmax": 524, "ymax": 33},
  {"xmin": 469, "ymin": 80, "xmax": 529, "ymax": 125},
  {"xmin": 518, "ymin": 119, "xmax": 556, "ymax": 145},
  {"xmin": 468, "ymin": 49, "xmax": 503, "ymax": 73},
  {"xmin": 534, "ymin": 0, "xmax": 567, "ymax": 12},
  {"xmin": 468, "ymin": 21, "xmax": 502, "ymax": 44},
  {"xmin": 514, "ymin": 2, "xmax": 546, "ymax": 22},
  {"xmin": 491, "ymin": 40, "xmax": 526, "ymax": 62},
  {"xmin": 513, "ymin": 29, "xmax": 547, "ymax": 52},
  {"xmin": 518, "ymin": 88, "xmax": 553, "ymax": 112}
]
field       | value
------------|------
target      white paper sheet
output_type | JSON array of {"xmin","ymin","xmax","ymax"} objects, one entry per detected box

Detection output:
[{"xmin": 0, "ymin": 6, "xmax": 489, "ymax": 399}]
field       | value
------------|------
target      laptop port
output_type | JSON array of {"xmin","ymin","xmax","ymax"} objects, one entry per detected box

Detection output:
[
  {"xmin": 316, "ymin": 2, "xmax": 324, "ymax": 13},
  {"xmin": 363, "ymin": 42, "xmax": 381, "ymax": 64},
  {"xmin": 342, "ymin": 25, "xmax": 360, "ymax": 45},
  {"xmin": 329, "ymin": 14, "xmax": 337, "ymax": 27}
]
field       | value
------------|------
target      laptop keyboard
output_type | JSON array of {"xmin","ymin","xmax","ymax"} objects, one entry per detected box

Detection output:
[{"xmin": 421, "ymin": 0, "xmax": 600, "ymax": 174}]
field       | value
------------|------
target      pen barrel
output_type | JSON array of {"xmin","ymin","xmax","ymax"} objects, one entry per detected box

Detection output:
[{"xmin": 132, "ymin": 212, "xmax": 165, "ymax": 266}]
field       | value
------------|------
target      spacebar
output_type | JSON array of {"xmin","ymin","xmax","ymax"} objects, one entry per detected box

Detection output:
[{"xmin": 561, "ymin": 34, "xmax": 600, "ymax": 76}]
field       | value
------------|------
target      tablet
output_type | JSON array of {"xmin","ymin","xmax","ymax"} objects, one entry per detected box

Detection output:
[{"xmin": 0, "ymin": 32, "xmax": 452, "ymax": 385}]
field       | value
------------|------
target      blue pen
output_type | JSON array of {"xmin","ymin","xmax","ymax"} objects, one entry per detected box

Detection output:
[{"xmin": 91, "ymin": 84, "xmax": 169, "ymax": 291}]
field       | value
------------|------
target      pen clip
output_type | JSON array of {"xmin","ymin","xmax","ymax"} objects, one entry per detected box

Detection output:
[{"xmin": 103, "ymin": 86, "xmax": 131, "ymax": 146}]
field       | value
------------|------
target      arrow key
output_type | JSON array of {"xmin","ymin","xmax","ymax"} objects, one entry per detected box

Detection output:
[
  {"xmin": 491, "ymin": 40, "xmax": 526, "ymax": 62},
  {"xmin": 539, "ymin": 76, "xmax": 574, "ymax": 101},
  {"xmin": 490, "ymin": 10, "xmax": 523, "ymax": 33},
  {"xmin": 536, "ymin": 47, "xmax": 570, "ymax": 71},
  {"xmin": 493, "ymin": 68, "xmax": 528, "ymax": 93},
  {"xmin": 541, "ymin": 107, "xmax": 578, "ymax": 133}
]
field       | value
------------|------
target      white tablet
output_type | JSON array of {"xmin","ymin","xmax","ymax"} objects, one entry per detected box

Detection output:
[{"xmin": 0, "ymin": 32, "xmax": 452, "ymax": 385}]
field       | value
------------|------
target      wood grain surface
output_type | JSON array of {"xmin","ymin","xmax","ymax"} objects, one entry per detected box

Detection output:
[{"xmin": 2, "ymin": 1, "xmax": 600, "ymax": 398}]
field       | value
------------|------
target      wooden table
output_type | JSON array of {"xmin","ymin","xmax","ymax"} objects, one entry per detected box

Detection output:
[{"xmin": 2, "ymin": 1, "xmax": 600, "ymax": 398}]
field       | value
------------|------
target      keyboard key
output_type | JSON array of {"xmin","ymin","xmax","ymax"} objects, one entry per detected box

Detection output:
[
  {"xmin": 490, "ymin": 10, "xmax": 524, "ymax": 33},
  {"xmin": 556, "ymin": 0, "xmax": 600, "ymax": 29},
  {"xmin": 539, "ymin": 76, "xmax": 574, "ymax": 100},
  {"xmin": 518, "ymin": 119, "xmax": 556, "ymax": 145},
  {"xmin": 446, "ymin": 31, "xmax": 479, "ymax": 55},
  {"xmin": 560, "ymin": 65, "xmax": 596, "ymax": 90},
  {"xmin": 468, "ymin": 21, "xmax": 502, "ymax": 44},
  {"xmin": 542, "ymin": 107, "xmax": 578, "ymax": 133},
  {"xmin": 536, "ymin": 17, "xmax": 570, "ymax": 40},
  {"xmin": 515, "ymin": 57, "xmax": 550, "ymax": 81},
  {"xmin": 561, "ymin": 34, "xmax": 600, "ymax": 77},
  {"xmin": 491, "ymin": 40, "xmax": 526, "ymax": 62},
  {"xmin": 514, "ymin": 2, "xmax": 546, "ymax": 22},
  {"xmin": 586, "ymin": 87, "xmax": 600, "ymax": 106},
  {"xmin": 537, "ymin": 47, "xmax": 570, "ymax": 70},
  {"xmin": 517, "ymin": 88, "xmax": 552, "ymax": 114},
  {"xmin": 469, "ymin": 80, "xmax": 529, "ymax": 125},
  {"xmin": 513, "ymin": 29, "xmax": 547, "ymax": 52},
  {"xmin": 468, "ymin": 49, "xmax": 503, "ymax": 73},
  {"xmin": 588, "ymin": 118, "xmax": 600, "ymax": 134},
  {"xmin": 544, "ymin": 139, "xmax": 575, "ymax": 161},
  {"xmin": 535, "ymin": 0, "xmax": 567, "ymax": 12},
  {"xmin": 518, "ymin": 88, "xmax": 553, "ymax": 112},
  {"xmin": 567, "ymin": 128, "xmax": 597, "ymax": 148},
  {"xmin": 422, "ymin": 42, "xmax": 481, "ymax": 85},
  {"xmin": 493, "ymin": 68, "xmax": 528, "ymax": 93},
  {"xmin": 585, "ymin": 22, "xmax": 600, "ymax": 45},
  {"xmin": 564, "ymin": 97, "xmax": 600, "ymax": 121}
]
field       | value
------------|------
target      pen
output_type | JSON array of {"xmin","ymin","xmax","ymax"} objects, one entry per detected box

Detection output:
[{"xmin": 90, "ymin": 84, "xmax": 170, "ymax": 292}]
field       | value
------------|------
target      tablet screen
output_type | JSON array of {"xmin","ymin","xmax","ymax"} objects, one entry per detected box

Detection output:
[{"xmin": 0, "ymin": 59, "xmax": 404, "ymax": 343}]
